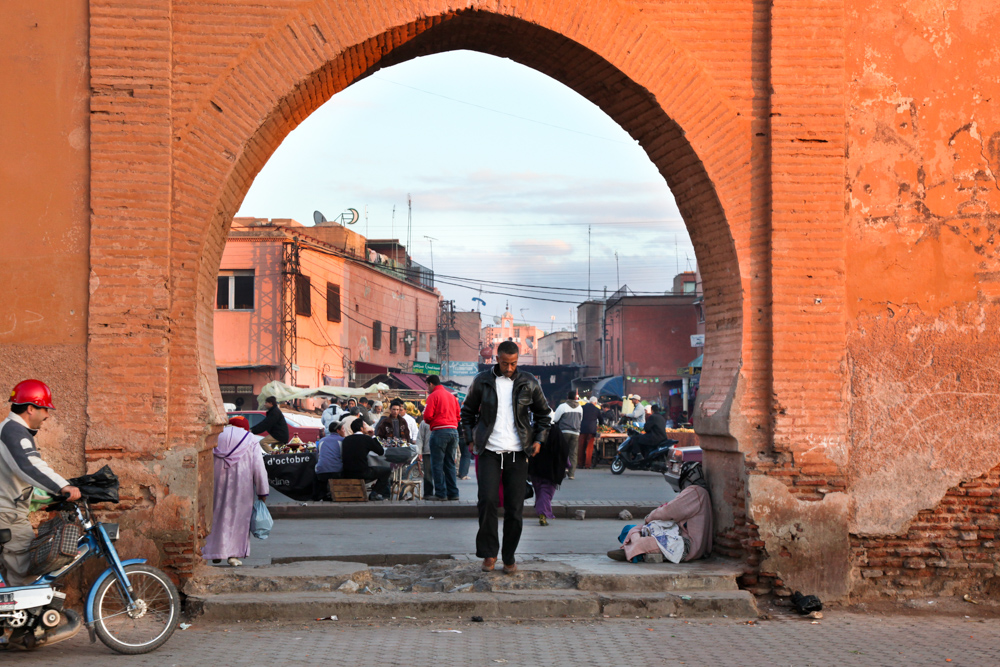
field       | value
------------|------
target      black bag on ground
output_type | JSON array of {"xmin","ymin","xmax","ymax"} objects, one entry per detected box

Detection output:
[
  {"xmin": 791, "ymin": 591, "xmax": 823, "ymax": 614},
  {"xmin": 27, "ymin": 514, "xmax": 83, "ymax": 576},
  {"xmin": 67, "ymin": 465, "xmax": 120, "ymax": 503}
]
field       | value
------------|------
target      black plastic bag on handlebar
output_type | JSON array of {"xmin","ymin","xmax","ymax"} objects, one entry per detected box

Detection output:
[{"xmin": 67, "ymin": 465, "xmax": 120, "ymax": 503}]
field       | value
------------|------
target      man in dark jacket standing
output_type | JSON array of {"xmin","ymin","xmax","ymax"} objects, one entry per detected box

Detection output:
[
  {"xmin": 251, "ymin": 396, "xmax": 289, "ymax": 448},
  {"xmin": 579, "ymin": 396, "xmax": 604, "ymax": 469},
  {"xmin": 461, "ymin": 340, "xmax": 551, "ymax": 574}
]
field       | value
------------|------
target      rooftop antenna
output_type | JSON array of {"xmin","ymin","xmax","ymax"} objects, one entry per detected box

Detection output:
[
  {"xmin": 675, "ymin": 234, "xmax": 679, "ymax": 280},
  {"xmin": 550, "ymin": 315, "xmax": 556, "ymax": 333},
  {"xmin": 519, "ymin": 308, "xmax": 529, "ymax": 326},
  {"xmin": 365, "ymin": 205, "xmax": 369, "ymax": 238},
  {"xmin": 423, "ymin": 235, "xmax": 438, "ymax": 272},
  {"xmin": 588, "ymin": 224, "xmax": 592, "ymax": 300},
  {"xmin": 407, "ymin": 194, "xmax": 413, "ymax": 266},
  {"xmin": 391, "ymin": 204, "xmax": 396, "ymax": 239},
  {"xmin": 615, "ymin": 251, "xmax": 620, "ymax": 291}
]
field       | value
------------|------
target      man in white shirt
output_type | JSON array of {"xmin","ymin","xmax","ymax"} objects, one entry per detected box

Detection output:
[{"xmin": 460, "ymin": 341, "xmax": 552, "ymax": 574}]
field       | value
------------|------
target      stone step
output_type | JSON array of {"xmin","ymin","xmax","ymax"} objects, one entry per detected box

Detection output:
[
  {"xmin": 182, "ymin": 555, "xmax": 756, "ymax": 621},
  {"xmin": 185, "ymin": 589, "xmax": 758, "ymax": 622},
  {"xmin": 182, "ymin": 561, "xmax": 372, "ymax": 596}
]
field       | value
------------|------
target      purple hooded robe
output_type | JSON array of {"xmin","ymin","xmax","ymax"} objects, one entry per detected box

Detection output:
[{"xmin": 202, "ymin": 425, "xmax": 269, "ymax": 560}]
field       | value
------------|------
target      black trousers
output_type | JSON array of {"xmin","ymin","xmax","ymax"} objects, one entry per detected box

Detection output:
[
  {"xmin": 344, "ymin": 466, "xmax": 391, "ymax": 496},
  {"xmin": 476, "ymin": 449, "xmax": 529, "ymax": 565}
]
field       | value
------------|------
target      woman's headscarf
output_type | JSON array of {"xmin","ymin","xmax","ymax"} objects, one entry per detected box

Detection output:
[
  {"xmin": 214, "ymin": 424, "xmax": 261, "ymax": 469},
  {"xmin": 228, "ymin": 416, "xmax": 250, "ymax": 431}
]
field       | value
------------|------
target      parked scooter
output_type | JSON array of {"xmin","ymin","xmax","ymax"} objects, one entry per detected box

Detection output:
[{"xmin": 610, "ymin": 431, "xmax": 677, "ymax": 475}]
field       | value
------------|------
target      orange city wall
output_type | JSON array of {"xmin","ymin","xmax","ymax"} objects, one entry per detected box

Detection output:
[{"xmin": 2, "ymin": 0, "xmax": 1000, "ymax": 595}]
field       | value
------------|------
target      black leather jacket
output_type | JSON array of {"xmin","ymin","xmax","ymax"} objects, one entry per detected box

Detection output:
[{"xmin": 460, "ymin": 366, "xmax": 552, "ymax": 455}]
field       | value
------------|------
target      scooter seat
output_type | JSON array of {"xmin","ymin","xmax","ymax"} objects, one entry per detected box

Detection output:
[{"xmin": 0, "ymin": 528, "xmax": 10, "ymax": 545}]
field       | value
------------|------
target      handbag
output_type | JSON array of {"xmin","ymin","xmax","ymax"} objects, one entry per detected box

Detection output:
[
  {"xmin": 384, "ymin": 446, "xmax": 414, "ymax": 464},
  {"xmin": 250, "ymin": 499, "xmax": 273, "ymax": 540},
  {"xmin": 27, "ymin": 514, "xmax": 82, "ymax": 576},
  {"xmin": 524, "ymin": 480, "xmax": 534, "ymax": 500}
]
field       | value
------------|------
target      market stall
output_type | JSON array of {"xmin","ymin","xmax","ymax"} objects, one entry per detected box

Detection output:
[{"xmin": 264, "ymin": 449, "xmax": 324, "ymax": 501}]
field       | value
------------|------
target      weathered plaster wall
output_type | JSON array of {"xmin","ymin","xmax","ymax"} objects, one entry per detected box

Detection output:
[
  {"xmin": 845, "ymin": 0, "xmax": 1000, "ymax": 539},
  {"xmin": 0, "ymin": 0, "xmax": 90, "ymax": 479}
]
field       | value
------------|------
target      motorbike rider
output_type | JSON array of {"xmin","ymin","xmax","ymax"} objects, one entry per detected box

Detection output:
[
  {"xmin": 623, "ymin": 404, "xmax": 670, "ymax": 461},
  {"xmin": 1, "ymin": 379, "xmax": 82, "ymax": 649}
]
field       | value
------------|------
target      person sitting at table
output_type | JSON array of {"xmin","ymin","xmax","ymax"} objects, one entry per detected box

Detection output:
[
  {"xmin": 340, "ymin": 417, "xmax": 391, "ymax": 501},
  {"xmin": 374, "ymin": 399, "xmax": 412, "ymax": 442},
  {"xmin": 251, "ymin": 396, "xmax": 289, "ymax": 451},
  {"xmin": 315, "ymin": 416, "xmax": 351, "ymax": 483}
]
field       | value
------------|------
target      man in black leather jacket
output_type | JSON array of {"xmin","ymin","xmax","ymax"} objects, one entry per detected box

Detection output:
[{"xmin": 461, "ymin": 340, "xmax": 551, "ymax": 574}]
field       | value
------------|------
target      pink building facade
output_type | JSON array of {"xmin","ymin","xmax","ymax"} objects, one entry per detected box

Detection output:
[
  {"xmin": 215, "ymin": 218, "xmax": 439, "ymax": 407},
  {"xmin": 480, "ymin": 310, "xmax": 541, "ymax": 365}
]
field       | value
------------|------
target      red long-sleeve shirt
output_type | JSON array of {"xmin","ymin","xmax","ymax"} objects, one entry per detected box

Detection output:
[{"xmin": 423, "ymin": 385, "xmax": 461, "ymax": 431}]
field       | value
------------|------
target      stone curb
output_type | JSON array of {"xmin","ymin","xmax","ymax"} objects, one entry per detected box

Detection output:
[
  {"xmin": 269, "ymin": 502, "xmax": 658, "ymax": 520},
  {"xmin": 185, "ymin": 589, "xmax": 759, "ymax": 621}
]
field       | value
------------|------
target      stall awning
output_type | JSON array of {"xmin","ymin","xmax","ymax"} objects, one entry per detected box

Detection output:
[
  {"xmin": 355, "ymin": 361, "xmax": 400, "ymax": 375},
  {"xmin": 592, "ymin": 375, "xmax": 624, "ymax": 399},
  {"xmin": 391, "ymin": 372, "xmax": 428, "ymax": 392},
  {"xmin": 689, "ymin": 354, "xmax": 703, "ymax": 368},
  {"xmin": 678, "ymin": 354, "xmax": 703, "ymax": 377}
]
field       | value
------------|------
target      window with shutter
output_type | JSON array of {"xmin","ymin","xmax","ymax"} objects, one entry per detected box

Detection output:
[
  {"xmin": 372, "ymin": 320, "xmax": 382, "ymax": 350},
  {"xmin": 295, "ymin": 274, "xmax": 311, "ymax": 316},
  {"xmin": 326, "ymin": 282, "xmax": 341, "ymax": 322},
  {"xmin": 389, "ymin": 326, "xmax": 398, "ymax": 353}
]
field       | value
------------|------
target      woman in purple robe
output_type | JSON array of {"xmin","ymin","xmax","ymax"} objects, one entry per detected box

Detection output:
[{"xmin": 202, "ymin": 417, "xmax": 269, "ymax": 566}]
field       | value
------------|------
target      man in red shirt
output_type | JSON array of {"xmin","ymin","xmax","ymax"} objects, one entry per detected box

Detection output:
[{"xmin": 422, "ymin": 375, "xmax": 462, "ymax": 500}]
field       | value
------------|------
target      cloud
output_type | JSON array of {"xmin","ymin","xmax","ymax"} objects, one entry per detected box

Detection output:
[{"xmin": 508, "ymin": 239, "xmax": 573, "ymax": 256}]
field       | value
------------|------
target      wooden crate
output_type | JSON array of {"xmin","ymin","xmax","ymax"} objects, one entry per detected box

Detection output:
[{"xmin": 329, "ymin": 478, "xmax": 367, "ymax": 502}]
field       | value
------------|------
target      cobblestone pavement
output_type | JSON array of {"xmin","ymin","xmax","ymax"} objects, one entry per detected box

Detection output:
[{"xmin": 6, "ymin": 612, "xmax": 1000, "ymax": 666}]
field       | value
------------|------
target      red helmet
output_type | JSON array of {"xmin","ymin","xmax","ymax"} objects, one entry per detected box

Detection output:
[{"xmin": 9, "ymin": 379, "xmax": 56, "ymax": 410}]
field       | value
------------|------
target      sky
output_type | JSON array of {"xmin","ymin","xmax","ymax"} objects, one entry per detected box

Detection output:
[{"xmin": 237, "ymin": 50, "xmax": 695, "ymax": 332}]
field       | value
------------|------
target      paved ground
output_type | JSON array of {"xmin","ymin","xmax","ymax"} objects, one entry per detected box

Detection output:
[
  {"xmin": 239, "ymin": 517, "xmax": 634, "ymax": 566},
  {"xmin": 9, "ymin": 613, "xmax": 1000, "ymax": 665},
  {"xmin": 268, "ymin": 468, "xmax": 674, "ymax": 505}
]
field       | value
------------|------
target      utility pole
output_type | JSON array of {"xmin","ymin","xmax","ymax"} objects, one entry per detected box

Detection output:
[
  {"xmin": 281, "ymin": 238, "xmax": 301, "ymax": 387},
  {"xmin": 615, "ymin": 251, "xmax": 620, "ymax": 291},
  {"xmin": 391, "ymin": 204, "xmax": 396, "ymax": 239}
]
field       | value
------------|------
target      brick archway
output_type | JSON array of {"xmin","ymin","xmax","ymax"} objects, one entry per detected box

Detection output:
[
  {"xmin": 174, "ymin": 4, "xmax": 750, "ymax": 434},
  {"xmin": 88, "ymin": 0, "xmax": 778, "ymax": 579}
]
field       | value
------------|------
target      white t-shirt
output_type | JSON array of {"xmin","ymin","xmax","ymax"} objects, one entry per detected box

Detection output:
[{"xmin": 486, "ymin": 374, "xmax": 522, "ymax": 452}]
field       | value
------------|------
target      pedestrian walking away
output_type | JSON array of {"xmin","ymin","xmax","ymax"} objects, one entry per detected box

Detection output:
[
  {"xmin": 529, "ymin": 422, "xmax": 570, "ymax": 526},
  {"xmin": 461, "ymin": 340, "xmax": 551, "ymax": 574},
  {"xmin": 423, "ymin": 375, "xmax": 462, "ymax": 501},
  {"xmin": 551, "ymin": 390, "xmax": 583, "ymax": 479},
  {"xmin": 202, "ymin": 417, "xmax": 269, "ymax": 567}
]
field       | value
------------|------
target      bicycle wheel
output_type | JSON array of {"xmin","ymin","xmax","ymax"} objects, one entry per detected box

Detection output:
[{"xmin": 91, "ymin": 564, "xmax": 180, "ymax": 654}]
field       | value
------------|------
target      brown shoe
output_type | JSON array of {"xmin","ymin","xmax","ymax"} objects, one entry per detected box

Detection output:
[
  {"xmin": 607, "ymin": 548, "xmax": 627, "ymax": 562},
  {"xmin": 481, "ymin": 557, "xmax": 497, "ymax": 572},
  {"xmin": 502, "ymin": 562, "xmax": 518, "ymax": 575}
]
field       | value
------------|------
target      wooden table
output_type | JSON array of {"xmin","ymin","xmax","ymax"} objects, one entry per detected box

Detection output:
[{"xmin": 594, "ymin": 432, "xmax": 628, "ymax": 464}]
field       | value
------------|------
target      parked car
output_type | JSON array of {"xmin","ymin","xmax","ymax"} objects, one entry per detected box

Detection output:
[
  {"xmin": 226, "ymin": 410, "xmax": 323, "ymax": 443},
  {"xmin": 663, "ymin": 445, "xmax": 703, "ymax": 492}
]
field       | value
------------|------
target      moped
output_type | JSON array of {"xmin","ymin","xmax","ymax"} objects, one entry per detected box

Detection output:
[{"xmin": 0, "ymin": 491, "xmax": 180, "ymax": 654}]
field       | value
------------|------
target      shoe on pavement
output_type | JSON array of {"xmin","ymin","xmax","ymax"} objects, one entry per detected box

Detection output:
[
  {"xmin": 481, "ymin": 557, "xmax": 497, "ymax": 572},
  {"xmin": 539, "ymin": 515, "xmax": 548, "ymax": 526},
  {"xmin": 228, "ymin": 557, "xmax": 243, "ymax": 567},
  {"xmin": 567, "ymin": 475, "xmax": 575, "ymax": 480},
  {"xmin": 607, "ymin": 549, "xmax": 627, "ymax": 562},
  {"xmin": 502, "ymin": 562, "xmax": 518, "ymax": 575},
  {"xmin": 446, "ymin": 496, "xmax": 460, "ymax": 501}
]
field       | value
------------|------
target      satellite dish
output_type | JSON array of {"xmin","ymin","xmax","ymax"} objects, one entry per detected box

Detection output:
[
  {"xmin": 313, "ymin": 210, "xmax": 328, "ymax": 225},
  {"xmin": 335, "ymin": 208, "xmax": 359, "ymax": 225}
]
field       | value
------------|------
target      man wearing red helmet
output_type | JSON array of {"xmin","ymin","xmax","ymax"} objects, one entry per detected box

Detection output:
[{"xmin": 0, "ymin": 379, "xmax": 80, "ymax": 586}]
